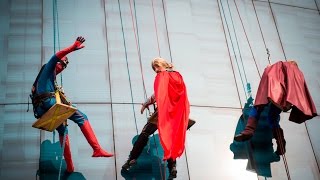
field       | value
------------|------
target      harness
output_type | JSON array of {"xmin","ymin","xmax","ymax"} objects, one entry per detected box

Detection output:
[{"xmin": 30, "ymin": 64, "xmax": 56, "ymax": 118}]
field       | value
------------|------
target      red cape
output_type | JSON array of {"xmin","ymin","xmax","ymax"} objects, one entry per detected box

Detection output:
[
  {"xmin": 154, "ymin": 71, "xmax": 190, "ymax": 160},
  {"xmin": 255, "ymin": 61, "xmax": 317, "ymax": 123}
]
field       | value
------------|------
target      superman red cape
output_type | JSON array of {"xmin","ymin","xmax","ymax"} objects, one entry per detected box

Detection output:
[
  {"xmin": 154, "ymin": 71, "xmax": 190, "ymax": 160},
  {"xmin": 255, "ymin": 61, "xmax": 317, "ymax": 123}
]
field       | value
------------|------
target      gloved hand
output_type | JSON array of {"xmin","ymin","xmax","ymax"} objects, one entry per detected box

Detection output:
[
  {"xmin": 140, "ymin": 103, "xmax": 150, "ymax": 114},
  {"xmin": 140, "ymin": 95, "xmax": 155, "ymax": 114},
  {"xmin": 56, "ymin": 36, "xmax": 86, "ymax": 59},
  {"xmin": 72, "ymin": 36, "xmax": 85, "ymax": 51}
]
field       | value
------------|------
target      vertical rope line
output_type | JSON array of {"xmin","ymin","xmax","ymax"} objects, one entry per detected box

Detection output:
[
  {"xmin": 117, "ymin": 0, "xmax": 139, "ymax": 135},
  {"xmin": 267, "ymin": 0, "xmax": 287, "ymax": 61},
  {"xmin": 131, "ymin": 0, "xmax": 163, "ymax": 176},
  {"xmin": 58, "ymin": 129, "xmax": 67, "ymax": 180},
  {"xmin": 217, "ymin": 0, "xmax": 260, "ymax": 176},
  {"xmin": 226, "ymin": 0, "xmax": 248, "ymax": 99},
  {"xmin": 304, "ymin": 122, "xmax": 320, "ymax": 174},
  {"xmin": 267, "ymin": 2, "xmax": 291, "ymax": 178},
  {"xmin": 217, "ymin": 0, "xmax": 243, "ymax": 110},
  {"xmin": 131, "ymin": 1, "xmax": 165, "ymax": 178},
  {"xmin": 161, "ymin": 1, "xmax": 190, "ymax": 178},
  {"xmin": 267, "ymin": 2, "xmax": 292, "ymax": 177},
  {"xmin": 151, "ymin": 0, "xmax": 161, "ymax": 57},
  {"xmin": 52, "ymin": 0, "xmax": 57, "ymax": 140},
  {"xmin": 53, "ymin": 0, "xmax": 56, "ymax": 53},
  {"xmin": 251, "ymin": 0, "xmax": 270, "ymax": 66},
  {"xmin": 151, "ymin": 135, "xmax": 165, "ymax": 180},
  {"xmin": 313, "ymin": 0, "xmax": 320, "ymax": 15},
  {"xmin": 103, "ymin": 0, "xmax": 118, "ymax": 178},
  {"xmin": 55, "ymin": 0, "xmax": 60, "ymax": 51},
  {"xmin": 37, "ymin": 0, "xmax": 44, "ymax": 178},
  {"xmin": 219, "ymin": 0, "xmax": 248, "ymax": 101},
  {"xmin": 233, "ymin": 0, "xmax": 262, "ymax": 78},
  {"xmin": 53, "ymin": 0, "xmax": 63, "ymax": 86},
  {"xmin": 23, "ymin": 0, "xmax": 29, "ymax": 172},
  {"xmin": 161, "ymin": 0, "xmax": 173, "ymax": 63},
  {"xmin": 129, "ymin": 0, "xmax": 148, "ymax": 101},
  {"xmin": 52, "ymin": 0, "xmax": 65, "ymax": 178},
  {"xmin": 275, "ymin": 127, "xmax": 291, "ymax": 180}
]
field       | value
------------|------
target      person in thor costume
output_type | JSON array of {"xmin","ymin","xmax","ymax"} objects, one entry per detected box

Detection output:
[
  {"xmin": 30, "ymin": 36, "xmax": 113, "ymax": 173},
  {"xmin": 122, "ymin": 57, "xmax": 190, "ymax": 179},
  {"xmin": 234, "ymin": 60, "xmax": 317, "ymax": 155}
]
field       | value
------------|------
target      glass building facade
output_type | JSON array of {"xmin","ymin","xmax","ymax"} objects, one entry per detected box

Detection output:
[{"xmin": 0, "ymin": 0, "xmax": 319, "ymax": 179}]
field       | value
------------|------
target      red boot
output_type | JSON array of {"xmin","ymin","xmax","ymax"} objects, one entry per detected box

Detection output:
[
  {"xmin": 234, "ymin": 116, "xmax": 258, "ymax": 142},
  {"xmin": 80, "ymin": 121, "xmax": 113, "ymax": 157},
  {"xmin": 59, "ymin": 135, "xmax": 74, "ymax": 173}
]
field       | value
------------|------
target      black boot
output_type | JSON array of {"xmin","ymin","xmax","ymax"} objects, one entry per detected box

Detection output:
[
  {"xmin": 234, "ymin": 116, "xmax": 258, "ymax": 142},
  {"xmin": 122, "ymin": 159, "xmax": 137, "ymax": 171},
  {"xmin": 122, "ymin": 132, "xmax": 149, "ymax": 171},
  {"xmin": 273, "ymin": 127, "xmax": 286, "ymax": 155},
  {"xmin": 167, "ymin": 159, "xmax": 177, "ymax": 179}
]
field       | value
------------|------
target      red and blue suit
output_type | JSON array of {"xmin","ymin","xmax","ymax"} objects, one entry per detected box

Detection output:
[
  {"xmin": 31, "ymin": 37, "xmax": 113, "ymax": 173},
  {"xmin": 234, "ymin": 61, "xmax": 317, "ymax": 155}
]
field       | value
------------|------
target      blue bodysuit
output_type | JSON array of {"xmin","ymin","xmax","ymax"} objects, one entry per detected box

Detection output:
[{"xmin": 33, "ymin": 55, "xmax": 88, "ymax": 135}]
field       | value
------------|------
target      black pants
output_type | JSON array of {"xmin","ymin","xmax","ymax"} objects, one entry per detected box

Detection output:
[{"xmin": 129, "ymin": 122, "xmax": 158, "ymax": 160}]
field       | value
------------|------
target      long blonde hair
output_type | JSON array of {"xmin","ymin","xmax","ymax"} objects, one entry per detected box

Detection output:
[{"xmin": 151, "ymin": 57, "xmax": 173, "ymax": 71}]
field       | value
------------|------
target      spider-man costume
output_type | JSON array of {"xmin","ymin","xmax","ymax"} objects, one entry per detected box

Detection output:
[{"xmin": 31, "ymin": 37, "xmax": 113, "ymax": 173}]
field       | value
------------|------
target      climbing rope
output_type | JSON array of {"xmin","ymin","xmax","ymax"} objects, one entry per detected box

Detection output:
[
  {"xmin": 102, "ymin": 1, "xmax": 117, "ymax": 179},
  {"xmin": 117, "ymin": 0, "xmax": 139, "ymax": 135},
  {"xmin": 161, "ymin": 0, "xmax": 173, "ymax": 62},
  {"xmin": 151, "ymin": 0, "xmax": 161, "ymax": 57},
  {"xmin": 233, "ymin": 0, "xmax": 262, "ymax": 78},
  {"xmin": 267, "ymin": 0, "xmax": 287, "ymax": 61},
  {"xmin": 130, "ymin": 0, "xmax": 148, "ymax": 102},
  {"xmin": 263, "ymin": 2, "xmax": 292, "ymax": 179},
  {"xmin": 250, "ymin": 0, "xmax": 271, "ymax": 66},
  {"xmin": 226, "ymin": 0, "xmax": 250, "ymax": 100},
  {"xmin": 217, "ymin": 0, "xmax": 243, "ymax": 109},
  {"xmin": 129, "ymin": 0, "xmax": 165, "ymax": 178},
  {"xmin": 51, "ymin": 0, "xmax": 68, "ymax": 179},
  {"xmin": 218, "ymin": 0, "xmax": 248, "ymax": 102},
  {"xmin": 234, "ymin": 1, "xmax": 295, "ymax": 179},
  {"xmin": 267, "ymin": 1, "xmax": 320, "ymax": 177},
  {"xmin": 218, "ymin": 0, "xmax": 258, "ymax": 175}
]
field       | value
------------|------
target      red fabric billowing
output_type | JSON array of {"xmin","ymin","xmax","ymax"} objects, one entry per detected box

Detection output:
[
  {"xmin": 154, "ymin": 71, "xmax": 190, "ymax": 160},
  {"xmin": 255, "ymin": 61, "xmax": 317, "ymax": 123}
]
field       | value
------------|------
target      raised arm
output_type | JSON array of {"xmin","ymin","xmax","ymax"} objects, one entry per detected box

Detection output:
[{"xmin": 56, "ymin": 36, "xmax": 85, "ymax": 59}]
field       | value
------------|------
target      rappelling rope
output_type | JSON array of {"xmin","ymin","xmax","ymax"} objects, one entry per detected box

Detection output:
[
  {"xmin": 51, "ymin": 0, "xmax": 68, "ymax": 179},
  {"xmin": 117, "ymin": 0, "xmax": 139, "ymax": 135},
  {"xmin": 218, "ymin": 0, "xmax": 258, "ymax": 175}
]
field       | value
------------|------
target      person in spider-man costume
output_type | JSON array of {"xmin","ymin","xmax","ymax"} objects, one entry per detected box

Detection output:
[
  {"xmin": 234, "ymin": 60, "xmax": 317, "ymax": 155},
  {"xmin": 30, "ymin": 36, "xmax": 113, "ymax": 173}
]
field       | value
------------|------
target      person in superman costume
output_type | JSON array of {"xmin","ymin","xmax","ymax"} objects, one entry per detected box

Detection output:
[
  {"xmin": 30, "ymin": 36, "xmax": 113, "ymax": 173},
  {"xmin": 122, "ymin": 57, "xmax": 190, "ymax": 179},
  {"xmin": 234, "ymin": 60, "xmax": 317, "ymax": 155}
]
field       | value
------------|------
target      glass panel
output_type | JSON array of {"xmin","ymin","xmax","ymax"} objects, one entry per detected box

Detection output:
[{"xmin": 1, "ymin": 0, "xmax": 320, "ymax": 179}]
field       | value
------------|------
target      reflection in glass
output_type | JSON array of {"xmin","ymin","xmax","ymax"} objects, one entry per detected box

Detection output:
[{"xmin": 230, "ymin": 99, "xmax": 281, "ymax": 178}]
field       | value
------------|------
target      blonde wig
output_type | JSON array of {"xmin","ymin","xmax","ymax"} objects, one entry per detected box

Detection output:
[{"xmin": 151, "ymin": 57, "xmax": 173, "ymax": 71}]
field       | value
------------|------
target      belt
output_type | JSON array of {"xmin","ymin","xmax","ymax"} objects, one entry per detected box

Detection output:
[{"xmin": 32, "ymin": 92, "xmax": 55, "ymax": 105}]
